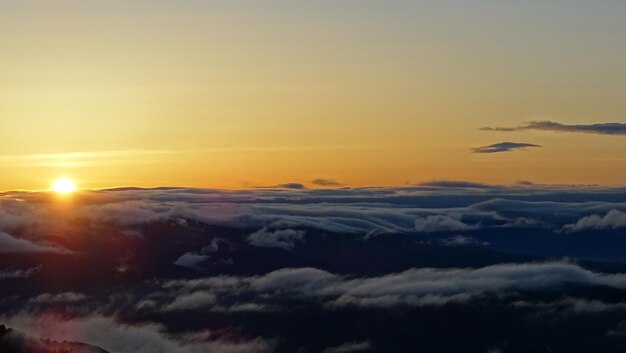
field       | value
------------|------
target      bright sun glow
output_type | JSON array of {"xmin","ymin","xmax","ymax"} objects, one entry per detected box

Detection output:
[{"xmin": 52, "ymin": 178, "xmax": 77, "ymax": 194}]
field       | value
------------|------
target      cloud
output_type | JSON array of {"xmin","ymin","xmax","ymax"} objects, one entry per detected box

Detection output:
[
  {"xmin": 3, "ymin": 183, "xmax": 626, "ymax": 240},
  {"xmin": 1, "ymin": 312, "xmax": 274, "ymax": 353},
  {"xmin": 247, "ymin": 228, "xmax": 306, "ymax": 251},
  {"xmin": 0, "ymin": 232, "xmax": 70, "ymax": 254},
  {"xmin": 163, "ymin": 291, "xmax": 217, "ymax": 311},
  {"xmin": 160, "ymin": 262, "xmax": 626, "ymax": 309},
  {"xmin": 511, "ymin": 297, "xmax": 626, "ymax": 315},
  {"xmin": 256, "ymin": 183, "xmax": 306, "ymax": 190},
  {"xmin": 173, "ymin": 253, "xmax": 210, "ymax": 269},
  {"xmin": 469, "ymin": 198, "xmax": 626, "ymax": 226},
  {"xmin": 556, "ymin": 298, "xmax": 626, "ymax": 314},
  {"xmin": 481, "ymin": 121, "xmax": 626, "ymax": 136},
  {"xmin": 438, "ymin": 235, "xmax": 488, "ymax": 247},
  {"xmin": 322, "ymin": 341, "xmax": 373, "ymax": 353},
  {"xmin": 607, "ymin": 322, "xmax": 626, "ymax": 337},
  {"xmin": 2, "ymin": 186, "xmax": 626, "ymax": 352},
  {"xmin": 29, "ymin": 292, "xmax": 88, "ymax": 304},
  {"xmin": 563, "ymin": 209, "xmax": 626, "ymax": 232},
  {"xmin": 0, "ymin": 150, "xmax": 178, "ymax": 168},
  {"xmin": 78, "ymin": 200, "xmax": 176, "ymax": 226},
  {"xmin": 0, "ymin": 266, "xmax": 40, "ymax": 279},
  {"xmin": 312, "ymin": 179, "xmax": 346, "ymax": 187},
  {"xmin": 327, "ymin": 262, "xmax": 622, "ymax": 308},
  {"xmin": 250, "ymin": 267, "xmax": 339, "ymax": 293},
  {"xmin": 212, "ymin": 303, "xmax": 271, "ymax": 313},
  {"xmin": 472, "ymin": 142, "xmax": 541, "ymax": 153},
  {"xmin": 276, "ymin": 183, "xmax": 306, "ymax": 189},
  {"xmin": 414, "ymin": 214, "xmax": 479, "ymax": 232},
  {"xmin": 418, "ymin": 180, "xmax": 500, "ymax": 189}
]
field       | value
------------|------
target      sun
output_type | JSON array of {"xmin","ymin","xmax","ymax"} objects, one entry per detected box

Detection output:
[{"xmin": 52, "ymin": 178, "xmax": 77, "ymax": 194}]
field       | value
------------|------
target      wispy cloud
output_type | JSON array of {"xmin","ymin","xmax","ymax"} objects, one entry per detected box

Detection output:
[
  {"xmin": 0, "ymin": 266, "xmax": 40, "ymax": 279},
  {"xmin": 323, "ymin": 341, "xmax": 372, "ymax": 353},
  {"xmin": 472, "ymin": 142, "xmax": 541, "ymax": 153},
  {"xmin": 0, "ymin": 232, "xmax": 71, "ymax": 254},
  {"xmin": 481, "ymin": 121, "xmax": 626, "ymax": 135},
  {"xmin": 311, "ymin": 178, "xmax": 346, "ymax": 187},
  {"xmin": 254, "ymin": 183, "xmax": 306, "ymax": 190},
  {"xmin": 0, "ymin": 150, "xmax": 178, "ymax": 168},
  {"xmin": 418, "ymin": 180, "xmax": 501, "ymax": 189}
]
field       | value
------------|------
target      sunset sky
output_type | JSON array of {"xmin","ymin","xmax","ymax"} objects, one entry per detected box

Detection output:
[{"xmin": 2, "ymin": 0, "xmax": 626, "ymax": 190}]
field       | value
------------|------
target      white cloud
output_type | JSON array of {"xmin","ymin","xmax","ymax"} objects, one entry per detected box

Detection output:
[
  {"xmin": 0, "ymin": 232, "xmax": 70, "ymax": 254},
  {"xmin": 173, "ymin": 253, "xmax": 209, "ymax": 269},
  {"xmin": 563, "ymin": 209, "xmax": 626, "ymax": 232},
  {"xmin": 161, "ymin": 262, "xmax": 626, "ymax": 309}
]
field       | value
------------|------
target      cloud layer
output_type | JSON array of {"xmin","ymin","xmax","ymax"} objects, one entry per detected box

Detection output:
[
  {"xmin": 472, "ymin": 142, "xmax": 541, "ymax": 153},
  {"xmin": 1, "ymin": 313, "xmax": 273, "ymax": 353},
  {"xmin": 482, "ymin": 121, "xmax": 626, "ymax": 135},
  {"xmin": 158, "ymin": 262, "xmax": 626, "ymax": 309},
  {"xmin": 2, "ymin": 184, "xmax": 626, "ymax": 240},
  {"xmin": 1, "ymin": 186, "xmax": 625, "ymax": 352}
]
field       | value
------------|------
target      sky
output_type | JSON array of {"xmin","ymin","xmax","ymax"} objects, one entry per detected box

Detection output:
[{"xmin": 1, "ymin": 0, "xmax": 626, "ymax": 190}]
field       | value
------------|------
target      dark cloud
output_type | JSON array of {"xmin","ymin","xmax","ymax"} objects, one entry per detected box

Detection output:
[
  {"xmin": 312, "ymin": 179, "xmax": 346, "ymax": 187},
  {"xmin": 29, "ymin": 292, "xmax": 88, "ymax": 304},
  {"xmin": 163, "ymin": 291, "xmax": 217, "ymax": 311},
  {"xmin": 0, "ymin": 266, "xmax": 39, "ymax": 279},
  {"xmin": 509, "ymin": 297, "xmax": 626, "ymax": 315},
  {"xmin": 322, "ymin": 341, "xmax": 373, "ymax": 353},
  {"xmin": 482, "ymin": 121, "xmax": 626, "ymax": 135},
  {"xmin": 607, "ymin": 322, "xmax": 626, "ymax": 337},
  {"xmin": 472, "ymin": 142, "xmax": 541, "ymax": 154},
  {"xmin": 418, "ymin": 180, "xmax": 500, "ymax": 189},
  {"xmin": 256, "ymin": 183, "xmax": 306, "ymax": 190},
  {"xmin": 438, "ymin": 235, "xmax": 488, "ymax": 247},
  {"xmin": 277, "ymin": 183, "xmax": 306, "ymax": 190},
  {"xmin": 414, "ymin": 214, "xmax": 479, "ymax": 233},
  {"xmin": 246, "ymin": 228, "xmax": 306, "ymax": 251},
  {"xmin": 1, "ymin": 313, "xmax": 274, "ymax": 353},
  {"xmin": 515, "ymin": 180, "xmax": 601, "ymax": 188}
]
